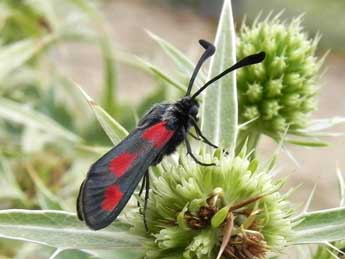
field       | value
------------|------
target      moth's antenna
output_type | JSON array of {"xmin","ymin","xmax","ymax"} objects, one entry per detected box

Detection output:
[
  {"xmin": 191, "ymin": 52, "xmax": 266, "ymax": 99},
  {"xmin": 185, "ymin": 40, "xmax": 216, "ymax": 96}
]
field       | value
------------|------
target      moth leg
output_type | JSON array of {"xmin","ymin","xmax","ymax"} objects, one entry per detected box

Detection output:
[
  {"xmin": 137, "ymin": 173, "xmax": 147, "ymax": 208},
  {"xmin": 143, "ymin": 171, "xmax": 150, "ymax": 232},
  {"xmin": 138, "ymin": 173, "xmax": 146, "ymax": 197},
  {"xmin": 190, "ymin": 118, "xmax": 218, "ymax": 148},
  {"xmin": 188, "ymin": 129, "xmax": 218, "ymax": 148},
  {"xmin": 188, "ymin": 132, "xmax": 201, "ymax": 141},
  {"xmin": 185, "ymin": 137, "xmax": 216, "ymax": 166}
]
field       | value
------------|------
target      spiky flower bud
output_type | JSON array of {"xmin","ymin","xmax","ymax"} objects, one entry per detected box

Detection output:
[
  {"xmin": 132, "ymin": 149, "xmax": 293, "ymax": 259},
  {"xmin": 237, "ymin": 15, "xmax": 323, "ymax": 141}
]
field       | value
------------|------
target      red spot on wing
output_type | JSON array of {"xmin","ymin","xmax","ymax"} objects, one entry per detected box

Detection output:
[
  {"xmin": 141, "ymin": 121, "xmax": 174, "ymax": 148},
  {"xmin": 101, "ymin": 184, "xmax": 123, "ymax": 211},
  {"xmin": 109, "ymin": 153, "xmax": 137, "ymax": 177}
]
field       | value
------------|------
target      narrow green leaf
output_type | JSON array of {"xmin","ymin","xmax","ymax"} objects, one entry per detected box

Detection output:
[
  {"xmin": 0, "ymin": 209, "xmax": 146, "ymax": 256},
  {"xmin": 290, "ymin": 116, "xmax": 345, "ymax": 137},
  {"xmin": 57, "ymin": 76, "xmax": 92, "ymax": 128},
  {"xmin": 301, "ymin": 185, "xmax": 317, "ymax": 215},
  {"xmin": 0, "ymin": 159, "xmax": 25, "ymax": 201},
  {"xmin": 67, "ymin": 0, "xmax": 100, "ymax": 18},
  {"xmin": 299, "ymin": 117, "xmax": 345, "ymax": 133},
  {"xmin": 292, "ymin": 207, "xmax": 345, "ymax": 244},
  {"xmin": 118, "ymin": 52, "xmax": 186, "ymax": 93},
  {"xmin": 86, "ymin": 248, "xmax": 145, "ymax": 259},
  {"xmin": 70, "ymin": 0, "xmax": 117, "ymax": 111},
  {"xmin": 0, "ymin": 98, "xmax": 81, "ymax": 143},
  {"xmin": 200, "ymin": 0, "xmax": 237, "ymax": 151},
  {"xmin": 49, "ymin": 248, "xmax": 63, "ymax": 259},
  {"xmin": 100, "ymin": 37, "xmax": 117, "ymax": 114},
  {"xmin": 289, "ymin": 130, "xmax": 345, "ymax": 138},
  {"xmin": 14, "ymin": 243, "xmax": 55, "ymax": 259},
  {"xmin": 286, "ymin": 139, "xmax": 328, "ymax": 147},
  {"xmin": 74, "ymin": 83, "xmax": 128, "ymax": 145},
  {"xmin": 25, "ymin": 165, "xmax": 64, "ymax": 210},
  {"xmin": 67, "ymin": 0, "xmax": 118, "ymax": 113},
  {"xmin": 28, "ymin": 0, "xmax": 95, "ymax": 41},
  {"xmin": 0, "ymin": 35, "xmax": 55, "ymax": 81},
  {"xmin": 337, "ymin": 167, "xmax": 345, "ymax": 207},
  {"xmin": 147, "ymin": 31, "xmax": 206, "ymax": 87}
]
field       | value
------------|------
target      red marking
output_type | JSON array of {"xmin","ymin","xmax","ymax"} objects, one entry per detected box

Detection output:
[
  {"xmin": 101, "ymin": 185, "xmax": 123, "ymax": 211},
  {"xmin": 109, "ymin": 153, "xmax": 137, "ymax": 177},
  {"xmin": 141, "ymin": 122, "xmax": 174, "ymax": 148}
]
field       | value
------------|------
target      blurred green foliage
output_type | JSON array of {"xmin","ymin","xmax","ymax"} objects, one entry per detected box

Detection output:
[
  {"xmin": 0, "ymin": 0, "xmax": 169, "ymax": 257},
  {"xmin": 0, "ymin": 0, "xmax": 48, "ymax": 43}
]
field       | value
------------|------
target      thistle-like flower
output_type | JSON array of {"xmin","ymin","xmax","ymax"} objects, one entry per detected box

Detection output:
[
  {"xmin": 237, "ymin": 14, "xmax": 323, "ymax": 143},
  {"xmin": 132, "ymin": 148, "xmax": 294, "ymax": 259}
]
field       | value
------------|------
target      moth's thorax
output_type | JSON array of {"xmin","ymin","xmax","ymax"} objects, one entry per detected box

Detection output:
[{"xmin": 163, "ymin": 96, "xmax": 199, "ymax": 130}]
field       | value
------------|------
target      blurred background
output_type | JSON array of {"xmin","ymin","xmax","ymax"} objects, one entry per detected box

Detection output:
[{"xmin": 0, "ymin": 0, "xmax": 345, "ymax": 258}]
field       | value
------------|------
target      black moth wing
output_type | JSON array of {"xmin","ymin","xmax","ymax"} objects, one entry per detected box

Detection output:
[{"xmin": 77, "ymin": 121, "xmax": 175, "ymax": 230}]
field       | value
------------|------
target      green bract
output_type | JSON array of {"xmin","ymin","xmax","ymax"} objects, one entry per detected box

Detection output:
[
  {"xmin": 237, "ymin": 15, "xmax": 323, "ymax": 142},
  {"xmin": 133, "ymin": 149, "xmax": 294, "ymax": 259}
]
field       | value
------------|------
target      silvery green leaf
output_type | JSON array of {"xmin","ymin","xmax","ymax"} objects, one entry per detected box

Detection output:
[
  {"xmin": 14, "ymin": 243, "xmax": 55, "ymax": 259},
  {"xmin": 337, "ymin": 167, "xmax": 345, "ymax": 207},
  {"xmin": 291, "ymin": 117, "xmax": 345, "ymax": 138},
  {"xmin": 0, "ymin": 36, "xmax": 55, "ymax": 81},
  {"xmin": 99, "ymin": 37, "xmax": 118, "ymax": 114},
  {"xmin": 286, "ymin": 139, "xmax": 328, "ymax": 147},
  {"xmin": 147, "ymin": 31, "xmax": 206, "ymax": 87},
  {"xmin": 0, "ymin": 209, "xmax": 146, "ymax": 259},
  {"xmin": 74, "ymin": 83, "xmax": 128, "ymax": 145},
  {"xmin": 300, "ymin": 117, "xmax": 345, "ymax": 132},
  {"xmin": 0, "ymin": 98, "xmax": 81, "ymax": 143},
  {"xmin": 118, "ymin": 52, "xmax": 186, "ymax": 93},
  {"xmin": 292, "ymin": 207, "xmax": 345, "ymax": 244},
  {"xmin": 25, "ymin": 165, "xmax": 64, "ymax": 210},
  {"xmin": 0, "ymin": 159, "xmax": 25, "ymax": 201},
  {"xmin": 85, "ymin": 248, "xmax": 145, "ymax": 259},
  {"xmin": 200, "ymin": 0, "xmax": 237, "ymax": 152}
]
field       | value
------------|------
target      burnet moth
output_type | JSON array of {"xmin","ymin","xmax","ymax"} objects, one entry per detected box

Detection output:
[{"xmin": 77, "ymin": 39, "xmax": 265, "ymax": 230}]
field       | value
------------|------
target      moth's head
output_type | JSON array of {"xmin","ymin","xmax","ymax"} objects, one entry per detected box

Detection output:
[{"xmin": 179, "ymin": 96, "xmax": 199, "ymax": 118}]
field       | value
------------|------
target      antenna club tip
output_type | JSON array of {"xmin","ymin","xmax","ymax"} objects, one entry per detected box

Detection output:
[
  {"xmin": 255, "ymin": 51, "xmax": 266, "ymax": 63},
  {"xmin": 242, "ymin": 51, "xmax": 266, "ymax": 65},
  {"xmin": 198, "ymin": 39, "xmax": 209, "ymax": 46},
  {"xmin": 199, "ymin": 39, "xmax": 216, "ymax": 53}
]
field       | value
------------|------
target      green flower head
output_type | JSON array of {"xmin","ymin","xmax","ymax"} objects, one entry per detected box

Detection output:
[
  {"xmin": 133, "ymin": 148, "xmax": 294, "ymax": 259},
  {"xmin": 237, "ymin": 14, "xmax": 323, "ymax": 141}
]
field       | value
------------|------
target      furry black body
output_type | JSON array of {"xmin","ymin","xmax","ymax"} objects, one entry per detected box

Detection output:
[{"xmin": 138, "ymin": 96, "xmax": 200, "ymax": 164}]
